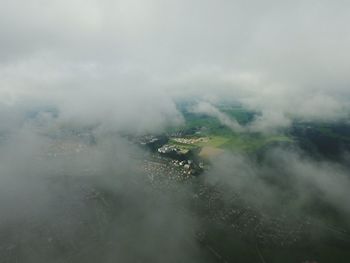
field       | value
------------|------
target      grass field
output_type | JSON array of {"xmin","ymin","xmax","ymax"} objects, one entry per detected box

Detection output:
[
  {"xmin": 194, "ymin": 136, "xmax": 231, "ymax": 147},
  {"xmin": 169, "ymin": 102, "xmax": 294, "ymax": 156},
  {"xmin": 221, "ymin": 135, "xmax": 292, "ymax": 152},
  {"xmin": 169, "ymin": 134, "xmax": 293, "ymax": 157}
]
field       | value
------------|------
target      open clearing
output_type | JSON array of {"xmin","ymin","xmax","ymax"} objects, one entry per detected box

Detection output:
[{"xmin": 199, "ymin": 146, "xmax": 225, "ymax": 158}]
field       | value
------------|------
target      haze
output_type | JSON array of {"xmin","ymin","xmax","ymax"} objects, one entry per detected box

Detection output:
[{"xmin": 1, "ymin": 1, "xmax": 350, "ymax": 262}]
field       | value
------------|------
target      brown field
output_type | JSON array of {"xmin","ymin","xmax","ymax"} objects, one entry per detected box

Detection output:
[{"xmin": 199, "ymin": 146, "xmax": 225, "ymax": 158}]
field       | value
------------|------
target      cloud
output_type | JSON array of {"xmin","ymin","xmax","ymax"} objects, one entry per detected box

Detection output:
[
  {"xmin": 0, "ymin": 119, "xmax": 204, "ymax": 262},
  {"xmin": 0, "ymin": 1, "xmax": 350, "ymax": 261},
  {"xmin": 204, "ymin": 148, "xmax": 350, "ymax": 220},
  {"xmin": 190, "ymin": 102, "xmax": 244, "ymax": 132},
  {"xmin": 0, "ymin": 0, "xmax": 349, "ymax": 130}
]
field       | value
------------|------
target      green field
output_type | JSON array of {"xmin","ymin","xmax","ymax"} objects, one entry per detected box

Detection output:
[
  {"xmin": 169, "ymin": 134, "xmax": 293, "ymax": 156},
  {"xmin": 167, "ymin": 102, "xmax": 294, "ymax": 156},
  {"xmin": 168, "ymin": 139, "xmax": 199, "ymax": 150},
  {"xmin": 222, "ymin": 134, "xmax": 293, "ymax": 152}
]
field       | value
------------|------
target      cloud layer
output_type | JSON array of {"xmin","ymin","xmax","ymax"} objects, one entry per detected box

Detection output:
[
  {"xmin": 1, "ymin": 1, "xmax": 350, "ymax": 261},
  {"xmin": 1, "ymin": 0, "xmax": 350, "ymax": 130}
]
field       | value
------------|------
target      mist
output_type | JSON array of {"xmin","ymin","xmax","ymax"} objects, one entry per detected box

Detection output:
[
  {"xmin": 0, "ymin": 118, "xmax": 205, "ymax": 262},
  {"xmin": 1, "ymin": 0, "xmax": 350, "ymax": 262},
  {"xmin": 1, "ymin": 0, "xmax": 350, "ymax": 129}
]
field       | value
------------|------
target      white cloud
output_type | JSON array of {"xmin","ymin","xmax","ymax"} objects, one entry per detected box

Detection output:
[{"xmin": 0, "ymin": 0, "xmax": 349, "ymax": 130}]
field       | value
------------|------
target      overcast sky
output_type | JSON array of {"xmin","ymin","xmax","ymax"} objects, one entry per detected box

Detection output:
[{"xmin": 1, "ymin": 0, "xmax": 350, "ymax": 130}]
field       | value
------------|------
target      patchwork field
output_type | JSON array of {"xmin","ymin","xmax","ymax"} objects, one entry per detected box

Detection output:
[
  {"xmin": 166, "ymin": 103, "xmax": 295, "ymax": 158},
  {"xmin": 169, "ymin": 134, "xmax": 293, "ymax": 159}
]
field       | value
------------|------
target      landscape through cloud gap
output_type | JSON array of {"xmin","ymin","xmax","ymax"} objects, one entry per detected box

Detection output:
[{"xmin": 1, "ymin": 0, "xmax": 350, "ymax": 262}]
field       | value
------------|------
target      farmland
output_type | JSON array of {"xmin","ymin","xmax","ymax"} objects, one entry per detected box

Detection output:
[{"xmin": 166, "ymin": 103, "xmax": 294, "ymax": 158}]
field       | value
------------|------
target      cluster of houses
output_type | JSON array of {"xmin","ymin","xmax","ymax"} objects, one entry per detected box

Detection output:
[
  {"xmin": 157, "ymin": 144, "xmax": 178, "ymax": 154},
  {"xmin": 172, "ymin": 159, "xmax": 193, "ymax": 169},
  {"xmin": 157, "ymin": 144, "xmax": 190, "ymax": 155},
  {"xmin": 172, "ymin": 137, "xmax": 209, "ymax": 145}
]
